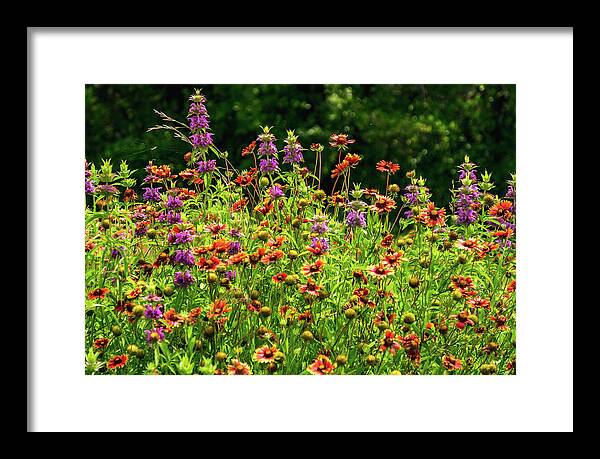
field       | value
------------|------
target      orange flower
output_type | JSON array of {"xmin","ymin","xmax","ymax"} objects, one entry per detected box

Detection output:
[
  {"xmin": 344, "ymin": 153, "xmax": 362, "ymax": 166},
  {"xmin": 330, "ymin": 161, "xmax": 350, "ymax": 179},
  {"xmin": 307, "ymin": 354, "xmax": 336, "ymax": 375},
  {"xmin": 93, "ymin": 338, "xmax": 110, "ymax": 349},
  {"xmin": 455, "ymin": 238, "xmax": 479, "ymax": 250},
  {"xmin": 367, "ymin": 263, "xmax": 394, "ymax": 278},
  {"xmin": 207, "ymin": 299, "xmax": 231, "ymax": 320},
  {"xmin": 228, "ymin": 359, "xmax": 252, "ymax": 375},
  {"xmin": 489, "ymin": 200, "xmax": 513, "ymax": 220},
  {"xmin": 267, "ymin": 236, "xmax": 286, "ymax": 248},
  {"xmin": 163, "ymin": 308, "xmax": 185, "ymax": 327},
  {"xmin": 329, "ymin": 133, "xmax": 355, "ymax": 148},
  {"xmin": 231, "ymin": 198, "xmax": 248, "ymax": 212},
  {"xmin": 242, "ymin": 140, "xmax": 257, "ymax": 157},
  {"xmin": 197, "ymin": 256, "xmax": 221, "ymax": 271},
  {"xmin": 87, "ymin": 287, "xmax": 110, "ymax": 300},
  {"xmin": 211, "ymin": 239, "xmax": 231, "ymax": 254},
  {"xmin": 376, "ymin": 160, "xmax": 400, "ymax": 174},
  {"xmin": 261, "ymin": 250, "xmax": 285, "ymax": 264},
  {"xmin": 441, "ymin": 354, "xmax": 462, "ymax": 371},
  {"xmin": 228, "ymin": 252, "xmax": 249, "ymax": 265},
  {"xmin": 234, "ymin": 168, "xmax": 257, "ymax": 187},
  {"xmin": 370, "ymin": 195, "xmax": 396, "ymax": 214},
  {"xmin": 272, "ymin": 272, "xmax": 288, "ymax": 283},
  {"xmin": 419, "ymin": 202, "xmax": 446, "ymax": 227},
  {"xmin": 253, "ymin": 345, "xmax": 279, "ymax": 363},
  {"xmin": 302, "ymin": 259, "xmax": 325, "ymax": 276},
  {"xmin": 107, "ymin": 354, "xmax": 128, "ymax": 370}
]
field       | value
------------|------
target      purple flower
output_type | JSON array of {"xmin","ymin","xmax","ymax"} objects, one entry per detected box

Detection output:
[
  {"xmin": 188, "ymin": 101, "xmax": 207, "ymax": 116},
  {"xmin": 189, "ymin": 114, "xmax": 210, "ymax": 130},
  {"xmin": 259, "ymin": 157, "xmax": 279, "ymax": 174},
  {"xmin": 144, "ymin": 304, "xmax": 163, "ymax": 319},
  {"xmin": 346, "ymin": 210, "xmax": 367, "ymax": 228},
  {"xmin": 228, "ymin": 241, "xmax": 241, "ymax": 255},
  {"xmin": 224, "ymin": 270, "xmax": 237, "ymax": 281},
  {"xmin": 144, "ymin": 327, "xmax": 165, "ymax": 342},
  {"xmin": 173, "ymin": 249, "xmax": 195, "ymax": 266},
  {"xmin": 144, "ymin": 294, "xmax": 163, "ymax": 303},
  {"xmin": 143, "ymin": 187, "xmax": 162, "ymax": 202},
  {"xmin": 229, "ymin": 228, "xmax": 243, "ymax": 238},
  {"xmin": 111, "ymin": 246, "xmax": 125, "ymax": 259},
  {"xmin": 452, "ymin": 160, "xmax": 480, "ymax": 226},
  {"xmin": 168, "ymin": 230, "xmax": 194, "ymax": 245},
  {"xmin": 157, "ymin": 211, "xmax": 183, "ymax": 225},
  {"xmin": 506, "ymin": 185, "xmax": 515, "ymax": 199},
  {"xmin": 268, "ymin": 185, "xmax": 285, "ymax": 199},
  {"xmin": 311, "ymin": 221, "xmax": 329, "ymax": 234},
  {"xmin": 309, "ymin": 237, "xmax": 330, "ymax": 253},
  {"xmin": 166, "ymin": 195, "xmax": 184, "ymax": 209},
  {"xmin": 197, "ymin": 159, "xmax": 217, "ymax": 174},
  {"xmin": 174, "ymin": 270, "xmax": 195, "ymax": 288},
  {"xmin": 96, "ymin": 184, "xmax": 119, "ymax": 195},
  {"xmin": 85, "ymin": 180, "xmax": 95, "ymax": 194},
  {"xmin": 258, "ymin": 140, "xmax": 278, "ymax": 156},
  {"xmin": 282, "ymin": 143, "xmax": 304, "ymax": 164},
  {"xmin": 190, "ymin": 132, "xmax": 214, "ymax": 148}
]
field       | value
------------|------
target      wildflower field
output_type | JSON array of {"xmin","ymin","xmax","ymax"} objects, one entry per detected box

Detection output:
[{"xmin": 85, "ymin": 89, "xmax": 516, "ymax": 375}]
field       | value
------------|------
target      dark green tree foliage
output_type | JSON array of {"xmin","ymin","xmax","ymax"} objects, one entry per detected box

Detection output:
[{"xmin": 85, "ymin": 84, "xmax": 515, "ymax": 205}]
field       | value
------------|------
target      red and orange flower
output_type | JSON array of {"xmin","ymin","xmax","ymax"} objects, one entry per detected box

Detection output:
[
  {"xmin": 227, "ymin": 359, "xmax": 252, "ymax": 375},
  {"xmin": 367, "ymin": 263, "xmax": 395, "ymax": 279},
  {"xmin": 441, "ymin": 354, "xmax": 462, "ymax": 371},
  {"xmin": 302, "ymin": 259, "xmax": 325, "ymax": 276},
  {"xmin": 253, "ymin": 345, "xmax": 279, "ymax": 363},
  {"xmin": 376, "ymin": 160, "xmax": 400, "ymax": 174},
  {"xmin": 307, "ymin": 354, "xmax": 337, "ymax": 375},
  {"xmin": 107, "ymin": 354, "xmax": 128, "ymax": 370}
]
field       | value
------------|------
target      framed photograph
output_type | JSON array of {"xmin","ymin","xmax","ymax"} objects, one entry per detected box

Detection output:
[{"xmin": 28, "ymin": 27, "xmax": 573, "ymax": 432}]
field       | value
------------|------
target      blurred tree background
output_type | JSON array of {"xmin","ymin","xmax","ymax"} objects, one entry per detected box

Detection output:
[{"xmin": 85, "ymin": 84, "xmax": 515, "ymax": 205}]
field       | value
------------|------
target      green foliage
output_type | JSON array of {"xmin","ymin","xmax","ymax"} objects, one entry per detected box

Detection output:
[{"xmin": 86, "ymin": 84, "xmax": 515, "ymax": 209}]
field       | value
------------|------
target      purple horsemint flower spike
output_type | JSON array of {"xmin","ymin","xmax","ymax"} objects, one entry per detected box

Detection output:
[
  {"xmin": 173, "ymin": 249, "xmax": 195, "ymax": 266},
  {"xmin": 452, "ymin": 156, "xmax": 481, "ymax": 226},
  {"xmin": 197, "ymin": 159, "xmax": 217, "ymax": 174},
  {"xmin": 268, "ymin": 185, "xmax": 285, "ymax": 199},
  {"xmin": 174, "ymin": 270, "xmax": 195, "ymax": 288},
  {"xmin": 259, "ymin": 157, "xmax": 279, "ymax": 174},
  {"xmin": 346, "ymin": 209, "xmax": 367, "ymax": 228},
  {"xmin": 143, "ymin": 186, "xmax": 162, "ymax": 202},
  {"xmin": 144, "ymin": 304, "xmax": 163, "ymax": 319}
]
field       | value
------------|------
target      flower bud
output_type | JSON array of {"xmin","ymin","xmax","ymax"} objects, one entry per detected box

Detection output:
[
  {"xmin": 366, "ymin": 355, "xmax": 377, "ymax": 365},
  {"xmin": 132, "ymin": 305, "xmax": 145, "ymax": 318},
  {"xmin": 344, "ymin": 308, "xmax": 357, "ymax": 319},
  {"xmin": 457, "ymin": 253, "xmax": 468, "ymax": 264},
  {"xmin": 250, "ymin": 289, "xmax": 260, "ymax": 300},
  {"xmin": 408, "ymin": 276, "xmax": 420, "ymax": 289},
  {"xmin": 203, "ymin": 325, "xmax": 215, "ymax": 337},
  {"xmin": 259, "ymin": 306, "xmax": 272, "ymax": 317},
  {"xmin": 111, "ymin": 325, "xmax": 122, "ymax": 337},
  {"xmin": 387, "ymin": 183, "xmax": 400, "ymax": 194},
  {"xmin": 288, "ymin": 249, "xmax": 299, "ymax": 259},
  {"xmin": 335, "ymin": 355, "xmax": 348, "ymax": 366},
  {"xmin": 452, "ymin": 289, "xmax": 463, "ymax": 301},
  {"xmin": 259, "ymin": 176, "xmax": 270, "ymax": 188},
  {"xmin": 101, "ymin": 218, "xmax": 111, "ymax": 229},
  {"xmin": 207, "ymin": 272, "xmax": 218, "ymax": 283},
  {"xmin": 480, "ymin": 363, "xmax": 497, "ymax": 375},
  {"xmin": 215, "ymin": 351, "xmax": 227, "ymax": 362},
  {"xmin": 301, "ymin": 330, "xmax": 314, "ymax": 341},
  {"xmin": 163, "ymin": 285, "xmax": 174, "ymax": 297},
  {"xmin": 402, "ymin": 312, "xmax": 416, "ymax": 324}
]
